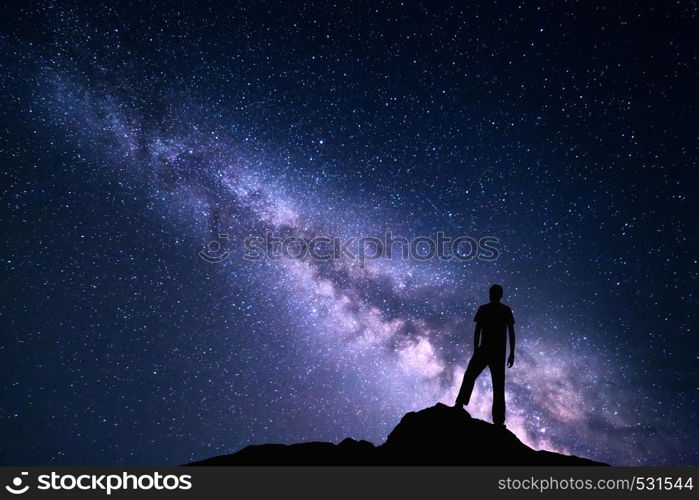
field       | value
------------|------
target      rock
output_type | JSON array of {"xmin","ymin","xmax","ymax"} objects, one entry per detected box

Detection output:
[{"xmin": 188, "ymin": 403, "xmax": 607, "ymax": 466}]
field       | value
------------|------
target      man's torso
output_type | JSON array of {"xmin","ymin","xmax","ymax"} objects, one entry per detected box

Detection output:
[{"xmin": 475, "ymin": 302, "xmax": 514, "ymax": 353}]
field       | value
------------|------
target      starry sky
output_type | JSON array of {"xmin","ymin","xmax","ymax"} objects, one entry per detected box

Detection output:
[{"xmin": 0, "ymin": 1, "xmax": 696, "ymax": 466}]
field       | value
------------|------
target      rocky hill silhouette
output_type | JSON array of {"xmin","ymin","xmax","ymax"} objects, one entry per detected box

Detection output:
[{"xmin": 188, "ymin": 403, "xmax": 607, "ymax": 465}]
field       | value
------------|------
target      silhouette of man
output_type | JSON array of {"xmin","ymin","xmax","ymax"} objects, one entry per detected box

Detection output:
[{"xmin": 454, "ymin": 284, "xmax": 515, "ymax": 427}]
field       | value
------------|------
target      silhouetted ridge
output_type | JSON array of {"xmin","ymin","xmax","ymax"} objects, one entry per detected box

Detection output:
[{"xmin": 189, "ymin": 403, "xmax": 607, "ymax": 465}]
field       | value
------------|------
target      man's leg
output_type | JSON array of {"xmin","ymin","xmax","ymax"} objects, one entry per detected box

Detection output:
[
  {"xmin": 455, "ymin": 348, "xmax": 488, "ymax": 406},
  {"xmin": 489, "ymin": 358, "xmax": 506, "ymax": 425}
]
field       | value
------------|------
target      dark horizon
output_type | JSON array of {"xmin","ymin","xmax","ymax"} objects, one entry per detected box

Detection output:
[{"xmin": 0, "ymin": 1, "xmax": 696, "ymax": 466}]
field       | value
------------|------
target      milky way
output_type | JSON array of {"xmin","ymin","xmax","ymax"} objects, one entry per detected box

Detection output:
[{"xmin": 1, "ymin": 2, "xmax": 696, "ymax": 466}]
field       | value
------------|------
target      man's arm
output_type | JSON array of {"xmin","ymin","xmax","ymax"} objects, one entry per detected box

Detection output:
[
  {"xmin": 473, "ymin": 323, "xmax": 482, "ymax": 352},
  {"xmin": 507, "ymin": 323, "xmax": 515, "ymax": 368}
]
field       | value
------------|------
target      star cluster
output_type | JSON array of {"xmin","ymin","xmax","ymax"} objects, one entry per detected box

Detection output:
[{"xmin": 0, "ymin": 1, "xmax": 696, "ymax": 465}]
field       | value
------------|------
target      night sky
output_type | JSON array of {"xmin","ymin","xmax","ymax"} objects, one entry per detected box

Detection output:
[{"xmin": 1, "ymin": 1, "xmax": 696, "ymax": 466}]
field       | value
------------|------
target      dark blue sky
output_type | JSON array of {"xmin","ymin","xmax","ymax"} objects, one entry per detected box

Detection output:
[{"xmin": 1, "ymin": 1, "xmax": 696, "ymax": 465}]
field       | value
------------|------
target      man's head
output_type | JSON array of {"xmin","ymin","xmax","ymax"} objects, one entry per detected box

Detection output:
[{"xmin": 489, "ymin": 284, "xmax": 504, "ymax": 303}]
